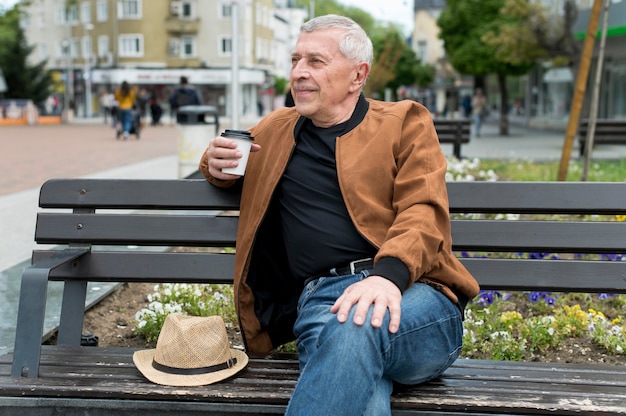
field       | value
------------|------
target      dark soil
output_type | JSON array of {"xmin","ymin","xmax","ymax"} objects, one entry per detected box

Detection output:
[{"xmin": 82, "ymin": 283, "xmax": 626, "ymax": 366}]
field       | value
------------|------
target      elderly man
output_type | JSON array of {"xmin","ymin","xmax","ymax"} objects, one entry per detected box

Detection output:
[{"xmin": 200, "ymin": 14, "xmax": 479, "ymax": 415}]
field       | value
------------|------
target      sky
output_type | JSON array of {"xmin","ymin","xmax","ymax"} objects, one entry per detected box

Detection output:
[
  {"xmin": 337, "ymin": 0, "xmax": 414, "ymax": 35},
  {"xmin": 0, "ymin": 0, "xmax": 414, "ymax": 34}
]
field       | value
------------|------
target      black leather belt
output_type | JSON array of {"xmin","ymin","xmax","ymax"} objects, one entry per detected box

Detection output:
[{"xmin": 304, "ymin": 258, "xmax": 373, "ymax": 287}]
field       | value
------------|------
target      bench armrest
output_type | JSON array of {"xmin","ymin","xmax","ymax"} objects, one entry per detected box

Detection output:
[{"xmin": 12, "ymin": 248, "xmax": 90, "ymax": 378}]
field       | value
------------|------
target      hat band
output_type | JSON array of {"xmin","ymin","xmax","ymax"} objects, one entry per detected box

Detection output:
[{"xmin": 151, "ymin": 357, "xmax": 237, "ymax": 376}]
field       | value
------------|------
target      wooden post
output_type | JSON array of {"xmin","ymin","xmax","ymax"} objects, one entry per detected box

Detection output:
[
  {"xmin": 581, "ymin": 0, "xmax": 611, "ymax": 181},
  {"xmin": 556, "ymin": 0, "xmax": 603, "ymax": 181}
]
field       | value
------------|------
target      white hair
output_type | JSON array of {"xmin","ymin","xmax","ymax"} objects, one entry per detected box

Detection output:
[{"xmin": 300, "ymin": 14, "xmax": 373, "ymax": 67}]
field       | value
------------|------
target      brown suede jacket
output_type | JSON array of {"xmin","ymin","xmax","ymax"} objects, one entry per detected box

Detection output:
[{"xmin": 199, "ymin": 96, "xmax": 480, "ymax": 357}]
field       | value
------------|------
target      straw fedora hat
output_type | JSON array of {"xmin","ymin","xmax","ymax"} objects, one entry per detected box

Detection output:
[{"xmin": 133, "ymin": 314, "xmax": 248, "ymax": 386}]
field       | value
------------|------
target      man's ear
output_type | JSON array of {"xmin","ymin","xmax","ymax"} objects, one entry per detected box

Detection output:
[{"xmin": 352, "ymin": 62, "xmax": 370, "ymax": 90}]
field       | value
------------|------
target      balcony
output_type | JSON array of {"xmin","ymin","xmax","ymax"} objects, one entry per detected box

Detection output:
[{"xmin": 164, "ymin": 17, "xmax": 200, "ymax": 34}]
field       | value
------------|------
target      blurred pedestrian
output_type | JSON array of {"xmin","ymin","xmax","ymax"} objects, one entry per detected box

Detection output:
[
  {"xmin": 114, "ymin": 81, "xmax": 138, "ymax": 140},
  {"xmin": 471, "ymin": 89, "xmax": 486, "ymax": 137},
  {"xmin": 149, "ymin": 94, "xmax": 163, "ymax": 126},
  {"xmin": 169, "ymin": 76, "xmax": 200, "ymax": 122},
  {"xmin": 99, "ymin": 90, "xmax": 113, "ymax": 124}
]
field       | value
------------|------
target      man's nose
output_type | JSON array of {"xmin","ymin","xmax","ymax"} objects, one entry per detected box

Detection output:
[{"xmin": 291, "ymin": 61, "xmax": 309, "ymax": 80}]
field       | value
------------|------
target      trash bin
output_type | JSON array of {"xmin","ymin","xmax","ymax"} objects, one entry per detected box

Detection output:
[{"xmin": 176, "ymin": 105, "xmax": 220, "ymax": 178}]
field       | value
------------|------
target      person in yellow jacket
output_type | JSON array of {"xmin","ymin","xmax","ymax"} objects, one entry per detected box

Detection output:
[{"xmin": 114, "ymin": 81, "xmax": 137, "ymax": 139}]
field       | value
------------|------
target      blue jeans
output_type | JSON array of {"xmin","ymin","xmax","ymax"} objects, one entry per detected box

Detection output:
[
  {"xmin": 285, "ymin": 271, "xmax": 463, "ymax": 416},
  {"xmin": 472, "ymin": 113, "xmax": 482, "ymax": 137},
  {"xmin": 119, "ymin": 109, "xmax": 133, "ymax": 134}
]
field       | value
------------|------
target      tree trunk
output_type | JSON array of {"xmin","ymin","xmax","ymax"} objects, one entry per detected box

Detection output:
[{"xmin": 497, "ymin": 73, "xmax": 509, "ymax": 136}]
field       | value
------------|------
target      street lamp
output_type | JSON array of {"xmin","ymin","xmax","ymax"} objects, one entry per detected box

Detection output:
[
  {"xmin": 83, "ymin": 23, "xmax": 94, "ymax": 117},
  {"xmin": 62, "ymin": 39, "xmax": 73, "ymax": 123},
  {"xmin": 231, "ymin": 1, "xmax": 240, "ymax": 130}
]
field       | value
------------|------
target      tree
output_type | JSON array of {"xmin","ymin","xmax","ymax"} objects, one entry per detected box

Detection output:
[
  {"xmin": 0, "ymin": 4, "xmax": 53, "ymax": 104},
  {"xmin": 438, "ymin": 0, "xmax": 535, "ymax": 135},
  {"xmin": 366, "ymin": 27, "xmax": 434, "ymax": 98},
  {"xmin": 481, "ymin": 0, "xmax": 579, "ymax": 68}
]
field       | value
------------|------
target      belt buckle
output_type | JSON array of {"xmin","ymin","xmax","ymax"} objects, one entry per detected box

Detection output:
[{"xmin": 349, "ymin": 258, "xmax": 372, "ymax": 274}]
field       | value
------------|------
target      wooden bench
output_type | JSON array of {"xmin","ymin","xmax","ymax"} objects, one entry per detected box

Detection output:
[
  {"xmin": 2, "ymin": 178, "xmax": 626, "ymax": 415},
  {"xmin": 434, "ymin": 119, "xmax": 471, "ymax": 159},
  {"xmin": 578, "ymin": 118, "xmax": 626, "ymax": 156}
]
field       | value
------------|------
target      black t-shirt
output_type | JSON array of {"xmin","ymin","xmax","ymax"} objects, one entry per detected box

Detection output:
[{"xmin": 278, "ymin": 119, "xmax": 376, "ymax": 281}]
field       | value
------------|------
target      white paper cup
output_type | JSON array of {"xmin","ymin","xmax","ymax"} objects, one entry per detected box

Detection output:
[{"xmin": 221, "ymin": 130, "xmax": 254, "ymax": 176}]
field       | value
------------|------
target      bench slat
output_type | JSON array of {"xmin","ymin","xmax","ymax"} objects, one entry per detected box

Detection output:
[
  {"xmin": 35, "ymin": 213, "xmax": 239, "ymax": 246},
  {"xmin": 447, "ymin": 181, "xmax": 626, "ymax": 214},
  {"xmin": 33, "ymin": 251, "xmax": 236, "ymax": 284},
  {"xmin": 31, "ymin": 250, "xmax": 626, "ymax": 292},
  {"xmin": 451, "ymin": 220, "xmax": 626, "ymax": 253},
  {"xmin": 39, "ymin": 178, "xmax": 240, "ymax": 210},
  {"xmin": 462, "ymin": 257, "xmax": 626, "ymax": 292},
  {"xmin": 34, "ymin": 213, "xmax": 626, "ymax": 253}
]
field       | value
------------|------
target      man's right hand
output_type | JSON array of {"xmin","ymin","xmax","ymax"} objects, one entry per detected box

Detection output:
[{"xmin": 204, "ymin": 136, "xmax": 261, "ymax": 180}]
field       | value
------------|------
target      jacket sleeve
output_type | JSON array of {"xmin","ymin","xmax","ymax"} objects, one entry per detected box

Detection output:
[{"xmin": 373, "ymin": 103, "xmax": 452, "ymax": 291}]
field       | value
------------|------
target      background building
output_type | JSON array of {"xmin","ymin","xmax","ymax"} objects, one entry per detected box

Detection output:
[{"xmin": 20, "ymin": 0, "xmax": 306, "ymax": 119}]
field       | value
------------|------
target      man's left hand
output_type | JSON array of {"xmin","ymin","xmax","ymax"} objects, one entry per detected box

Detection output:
[{"xmin": 330, "ymin": 276, "xmax": 401, "ymax": 333}]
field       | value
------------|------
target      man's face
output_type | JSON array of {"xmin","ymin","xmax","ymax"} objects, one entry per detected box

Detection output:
[{"xmin": 290, "ymin": 28, "xmax": 367, "ymax": 127}]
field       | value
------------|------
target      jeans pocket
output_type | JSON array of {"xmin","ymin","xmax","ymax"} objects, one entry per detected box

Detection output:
[{"xmin": 297, "ymin": 277, "xmax": 323, "ymax": 314}]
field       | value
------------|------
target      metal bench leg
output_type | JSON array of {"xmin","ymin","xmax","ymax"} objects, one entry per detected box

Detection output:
[
  {"xmin": 453, "ymin": 142, "xmax": 462, "ymax": 159},
  {"xmin": 12, "ymin": 268, "xmax": 49, "ymax": 378},
  {"xmin": 57, "ymin": 280, "xmax": 88, "ymax": 346}
]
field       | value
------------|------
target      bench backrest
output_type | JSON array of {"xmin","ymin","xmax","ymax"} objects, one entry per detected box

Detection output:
[
  {"xmin": 433, "ymin": 119, "xmax": 471, "ymax": 142},
  {"xmin": 579, "ymin": 119, "xmax": 626, "ymax": 138},
  {"xmin": 35, "ymin": 179, "xmax": 626, "ymax": 294}
]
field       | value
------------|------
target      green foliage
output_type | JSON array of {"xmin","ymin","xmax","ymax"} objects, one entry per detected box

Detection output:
[
  {"xmin": 274, "ymin": 76, "xmax": 289, "ymax": 95},
  {"xmin": 0, "ymin": 4, "xmax": 54, "ymax": 104},
  {"xmin": 134, "ymin": 283, "xmax": 237, "ymax": 342},
  {"xmin": 438, "ymin": 0, "xmax": 504, "ymax": 76},
  {"xmin": 462, "ymin": 293, "xmax": 626, "ymax": 360},
  {"xmin": 478, "ymin": 159, "xmax": 626, "ymax": 182}
]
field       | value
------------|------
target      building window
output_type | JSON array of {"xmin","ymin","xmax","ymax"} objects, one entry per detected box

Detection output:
[
  {"xmin": 82, "ymin": 36, "xmax": 92, "ymax": 58},
  {"xmin": 119, "ymin": 34, "xmax": 143, "ymax": 57},
  {"xmin": 168, "ymin": 38, "xmax": 180, "ymax": 56},
  {"xmin": 416, "ymin": 39, "xmax": 428, "ymax": 64},
  {"xmin": 67, "ymin": 5, "xmax": 78, "ymax": 24},
  {"xmin": 70, "ymin": 38, "xmax": 80, "ymax": 58},
  {"xmin": 97, "ymin": 35, "xmax": 109, "ymax": 57},
  {"xmin": 96, "ymin": 0, "xmax": 108, "ymax": 22},
  {"xmin": 220, "ymin": 37, "xmax": 232, "ymax": 55},
  {"xmin": 181, "ymin": 36, "xmax": 195, "ymax": 57},
  {"xmin": 181, "ymin": 0, "xmax": 194, "ymax": 18},
  {"xmin": 221, "ymin": 2, "xmax": 232, "ymax": 18},
  {"xmin": 55, "ymin": 6, "xmax": 65, "ymax": 24},
  {"xmin": 118, "ymin": 0, "xmax": 142, "ymax": 19},
  {"xmin": 80, "ymin": 2, "xmax": 91, "ymax": 23},
  {"xmin": 38, "ymin": 43, "xmax": 48, "ymax": 61}
]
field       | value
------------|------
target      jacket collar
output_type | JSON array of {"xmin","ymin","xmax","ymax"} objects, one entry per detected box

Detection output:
[{"xmin": 293, "ymin": 93, "xmax": 370, "ymax": 139}]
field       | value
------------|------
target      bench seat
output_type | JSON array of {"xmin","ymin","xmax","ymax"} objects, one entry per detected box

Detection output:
[{"xmin": 1, "ymin": 346, "xmax": 626, "ymax": 415}]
